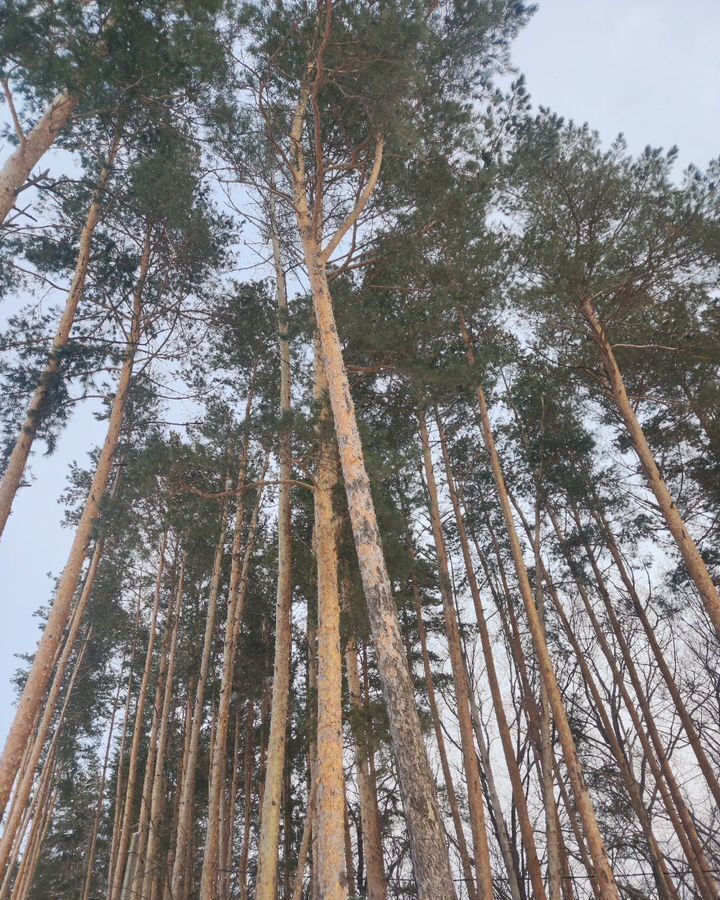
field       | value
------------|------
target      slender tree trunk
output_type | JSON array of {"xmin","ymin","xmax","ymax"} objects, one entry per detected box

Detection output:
[
  {"xmin": 288, "ymin": 87, "xmax": 455, "ymax": 892},
  {"xmin": 312, "ymin": 349, "xmax": 348, "ymax": 899},
  {"xmin": 0, "ymin": 91, "xmax": 77, "ymax": 225},
  {"xmin": 109, "ymin": 528, "xmax": 167, "ymax": 900},
  {"xmin": 0, "ymin": 130, "xmax": 120, "ymax": 539},
  {"xmin": 220, "ymin": 704, "xmax": 243, "ymax": 900},
  {"xmin": 410, "ymin": 572, "xmax": 478, "ymax": 900},
  {"xmin": 0, "ymin": 542, "xmax": 102, "ymax": 876},
  {"xmin": 292, "ymin": 776, "xmax": 317, "ymax": 900},
  {"xmin": 581, "ymin": 296, "xmax": 720, "ymax": 638},
  {"xmin": 0, "ymin": 228, "xmax": 151, "ymax": 820},
  {"xmin": 548, "ymin": 504, "xmax": 718, "ymax": 899},
  {"xmin": 163, "ymin": 675, "xmax": 196, "ymax": 900},
  {"xmin": 344, "ymin": 622, "xmax": 387, "ymax": 900},
  {"xmin": 140, "ymin": 559, "xmax": 184, "ymax": 900},
  {"xmin": 436, "ymin": 413, "xmax": 545, "ymax": 900},
  {"xmin": 197, "ymin": 398, "xmax": 265, "ymax": 898},
  {"xmin": 458, "ymin": 311, "xmax": 620, "ymax": 899},
  {"xmin": 462, "ymin": 650, "xmax": 524, "ymax": 900},
  {"xmin": 572, "ymin": 513, "xmax": 720, "ymax": 899},
  {"xmin": 238, "ymin": 701, "xmax": 256, "ymax": 900},
  {"xmin": 81, "ymin": 642, "xmax": 131, "ymax": 900},
  {"xmin": 591, "ymin": 503, "xmax": 720, "ymax": 807},
  {"xmin": 531, "ymin": 543, "xmax": 679, "ymax": 900},
  {"xmin": 532, "ymin": 503, "xmax": 564, "ymax": 900},
  {"xmin": 418, "ymin": 411, "xmax": 496, "ymax": 899},
  {"xmin": 255, "ymin": 214, "xmax": 295, "ymax": 900},
  {"xmin": 169, "ymin": 493, "xmax": 231, "ymax": 899}
]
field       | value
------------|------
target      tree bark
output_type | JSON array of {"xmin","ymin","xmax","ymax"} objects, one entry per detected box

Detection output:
[
  {"xmin": 293, "ymin": 178, "xmax": 456, "ymax": 900},
  {"xmin": 344, "ymin": 621, "xmax": 387, "ymax": 900},
  {"xmin": 313, "ymin": 350, "xmax": 348, "ymax": 899},
  {"xmin": 436, "ymin": 412, "xmax": 545, "ymax": 900},
  {"xmin": 0, "ymin": 91, "xmax": 77, "ymax": 225},
  {"xmin": 254, "ymin": 206, "xmax": 295, "ymax": 900},
  {"xmin": 410, "ymin": 572, "xmax": 478, "ymax": 900}
]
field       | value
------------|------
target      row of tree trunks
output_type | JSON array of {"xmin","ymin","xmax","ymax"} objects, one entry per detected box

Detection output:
[
  {"xmin": 418, "ymin": 410, "xmax": 497, "ymax": 899},
  {"xmin": 458, "ymin": 310, "xmax": 621, "ymax": 899},
  {"xmin": 0, "ymin": 229, "xmax": 151, "ymax": 820},
  {"xmin": 0, "ymin": 130, "xmax": 120, "ymax": 539}
]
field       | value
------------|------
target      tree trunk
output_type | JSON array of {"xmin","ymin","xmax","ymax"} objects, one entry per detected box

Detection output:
[
  {"xmin": 581, "ymin": 296, "xmax": 720, "ymax": 638},
  {"xmin": 198, "ymin": 399, "xmax": 265, "ymax": 898},
  {"xmin": 297, "ymin": 251, "xmax": 455, "ymax": 900},
  {"xmin": 0, "ymin": 91, "xmax": 77, "ymax": 225},
  {"xmin": 459, "ymin": 311, "xmax": 620, "ymax": 899},
  {"xmin": 344, "ymin": 622, "xmax": 387, "ymax": 900},
  {"xmin": 238, "ymin": 701, "xmax": 256, "ymax": 900},
  {"xmin": 410, "ymin": 572, "xmax": 478, "ymax": 900},
  {"xmin": 109, "ymin": 528, "xmax": 167, "ymax": 900},
  {"xmin": 591, "ymin": 503, "xmax": 720, "ymax": 808},
  {"xmin": 313, "ymin": 350, "xmax": 348, "ymax": 899},
  {"xmin": 140, "ymin": 557, "xmax": 184, "ymax": 900},
  {"xmin": 0, "ymin": 228, "xmax": 151, "ymax": 821},
  {"xmin": 418, "ymin": 410, "xmax": 496, "ymax": 900},
  {"xmin": 169, "ymin": 493, "xmax": 231, "ymax": 899},
  {"xmin": 289, "ymin": 80, "xmax": 454, "ymax": 894},
  {"xmin": 0, "ymin": 130, "xmax": 120, "ymax": 539},
  {"xmin": 436, "ymin": 412, "xmax": 545, "ymax": 900},
  {"xmin": 255, "ymin": 212, "xmax": 295, "ymax": 900}
]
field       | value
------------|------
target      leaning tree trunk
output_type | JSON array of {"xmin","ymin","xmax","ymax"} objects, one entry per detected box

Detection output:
[
  {"xmin": 0, "ymin": 229, "xmax": 151, "ymax": 821},
  {"xmin": 458, "ymin": 310, "xmax": 620, "ymax": 899},
  {"xmin": 418, "ymin": 410, "xmax": 496, "ymax": 900},
  {"xmin": 581, "ymin": 296, "xmax": 720, "ymax": 639},
  {"xmin": 0, "ymin": 130, "xmax": 120, "ymax": 540},
  {"xmin": 313, "ymin": 351, "xmax": 348, "ymax": 900},
  {"xmin": 591, "ymin": 503, "xmax": 720, "ymax": 808},
  {"xmin": 0, "ymin": 91, "xmax": 77, "ymax": 225}
]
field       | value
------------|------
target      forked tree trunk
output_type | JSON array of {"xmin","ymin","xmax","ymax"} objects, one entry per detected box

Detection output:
[
  {"xmin": 255, "ymin": 213, "xmax": 295, "ymax": 900},
  {"xmin": 458, "ymin": 311, "xmax": 620, "ymax": 899},
  {"xmin": 313, "ymin": 351, "xmax": 348, "ymax": 899},
  {"xmin": 581, "ymin": 296, "xmax": 720, "ymax": 638},
  {"xmin": 0, "ymin": 229, "xmax": 151, "ymax": 821},
  {"xmin": 417, "ymin": 411, "xmax": 496, "ymax": 899},
  {"xmin": 0, "ymin": 91, "xmax": 77, "ymax": 225},
  {"xmin": 0, "ymin": 130, "xmax": 120, "ymax": 539},
  {"xmin": 109, "ymin": 528, "xmax": 167, "ymax": 900}
]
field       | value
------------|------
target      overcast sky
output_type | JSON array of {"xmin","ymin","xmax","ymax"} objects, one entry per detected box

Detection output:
[{"xmin": 0, "ymin": 0, "xmax": 719, "ymax": 742}]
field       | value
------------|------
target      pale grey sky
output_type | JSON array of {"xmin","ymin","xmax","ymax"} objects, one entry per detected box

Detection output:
[{"xmin": 0, "ymin": 0, "xmax": 719, "ymax": 742}]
